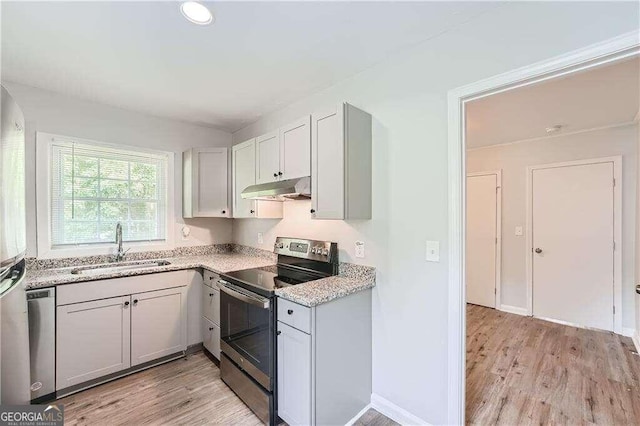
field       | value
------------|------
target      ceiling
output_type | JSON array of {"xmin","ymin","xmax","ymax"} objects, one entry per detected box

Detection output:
[
  {"xmin": 466, "ymin": 57, "xmax": 640, "ymax": 149},
  {"xmin": 1, "ymin": 1, "xmax": 498, "ymax": 132}
]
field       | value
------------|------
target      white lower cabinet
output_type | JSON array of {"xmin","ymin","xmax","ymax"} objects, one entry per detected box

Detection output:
[
  {"xmin": 131, "ymin": 287, "xmax": 187, "ymax": 366},
  {"xmin": 55, "ymin": 271, "xmax": 192, "ymax": 392},
  {"xmin": 202, "ymin": 269, "xmax": 221, "ymax": 359},
  {"xmin": 276, "ymin": 290, "xmax": 372, "ymax": 426},
  {"xmin": 56, "ymin": 296, "xmax": 131, "ymax": 390},
  {"xmin": 277, "ymin": 322, "xmax": 311, "ymax": 426},
  {"xmin": 202, "ymin": 317, "xmax": 220, "ymax": 358}
]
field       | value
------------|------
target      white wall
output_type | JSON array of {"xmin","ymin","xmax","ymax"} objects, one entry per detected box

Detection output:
[
  {"xmin": 231, "ymin": 3, "xmax": 638, "ymax": 423},
  {"xmin": 467, "ymin": 124, "xmax": 638, "ymax": 328},
  {"xmin": 2, "ymin": 82, "xmax": 233, "ymax": 257}
]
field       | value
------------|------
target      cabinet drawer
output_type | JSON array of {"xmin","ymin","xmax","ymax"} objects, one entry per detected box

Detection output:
[
  {"xmin": 203, "ymin": 269, "xmax": 221, "ymax": 288},
  {"xmin": 202, "ymin": 285, "xmax": 220, "ymax": 325},
  {"xmin": 203, "ymin": 317, "xmax": 220, "ymax": 359},
  {"xmin": 277, "ymin": 298, "xmax": 311, "ymax": 334}
]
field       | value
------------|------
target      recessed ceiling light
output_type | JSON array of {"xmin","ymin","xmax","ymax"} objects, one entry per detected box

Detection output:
[{"xmin": 180, "ymin": 1, "xmax": 214, "ymax": 26}]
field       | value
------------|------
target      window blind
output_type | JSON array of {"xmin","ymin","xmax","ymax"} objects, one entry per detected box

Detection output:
[{"xmin": 50, "ymin": 139, "xmax": 168, "ymax": 247}]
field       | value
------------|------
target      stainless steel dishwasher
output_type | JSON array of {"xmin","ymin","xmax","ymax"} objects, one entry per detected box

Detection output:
[{"xmin": 27, "ymin": 287, "xmax": 56, "ymax": 403}]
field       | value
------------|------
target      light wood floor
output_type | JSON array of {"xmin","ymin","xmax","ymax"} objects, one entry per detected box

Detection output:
[
  {"xmin": 466, "ymin": 304, "xmax": 640, "ymax": 425},
  {"xmin": 57, "ymin": 351, "xmax": 392, "ymax": 425}
]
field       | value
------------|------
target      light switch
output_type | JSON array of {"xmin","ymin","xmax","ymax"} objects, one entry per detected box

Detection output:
[
  {"xmin": 257, "ymin": 232, "xmax": 264, "ymax": 245},
  {"xmin": 515, "ymin": 226, "xmax": 523, "ymax": 236},
  {"xmin": 355, "ymin": 241, "xmax": 365, "ymax": 258},
  {"xmin": 426, "ymin": 241, "xmax": 440, "ymax": 262}
]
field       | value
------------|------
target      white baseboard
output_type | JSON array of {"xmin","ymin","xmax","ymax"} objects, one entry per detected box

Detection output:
[
  {"xmin": 633, "ymin": 331, "xmax": 640, "ymax": 354},
  {"xmin": 344, "ymin": 403, "xmax": 372, "ymax": 426},
  {"xmin": 622, "ymin": 327, "xmax": 636, "ymax": 337},
  {"xmin": 498, "ymin": 304, "xmax": 528, "ymax": 316},
  {"xmin": 370, "ymin": 394, "xmax": 431, "ymax": 426}
]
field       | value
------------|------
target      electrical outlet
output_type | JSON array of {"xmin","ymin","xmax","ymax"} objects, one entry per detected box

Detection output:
[
  {"xmin": 355, "ymin": 241, "xmax": 365, "ymax": 258},
  {"xmin": 426, "ymin": 240, "xmax": 440, "ymax": 262},
  {"xmin": 257, "ymin": 232, "xmax": 264, "ymax": 245},
  {"xmin": 181, "ymin": 226, "xmax": 191, "ymax": 241}
]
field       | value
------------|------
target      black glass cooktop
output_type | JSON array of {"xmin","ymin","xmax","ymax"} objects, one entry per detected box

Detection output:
[{"xmin": 221, "ymin": 265, "xmax": 325, "ymax": 297}]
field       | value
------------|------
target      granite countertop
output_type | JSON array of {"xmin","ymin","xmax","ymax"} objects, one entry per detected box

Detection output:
[
  {"xmin": 24, "ymin": 245, "xmax": 376, "ymax": 306},
  {"xmin": 24, "ymin": 253, "xmax": 276, "ymax": 289}
]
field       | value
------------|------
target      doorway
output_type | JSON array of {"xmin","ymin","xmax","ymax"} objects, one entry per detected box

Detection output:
[
  {"xmin": 466, "ymin": 171, "xmax": 501, "ymax": 309},
  {"xmin": 448, "ymin": 33, "xmax": 640, "ymax": 425}
]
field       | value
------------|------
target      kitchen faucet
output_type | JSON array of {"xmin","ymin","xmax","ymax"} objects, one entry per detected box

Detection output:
[{"xmin": 115, "ymin": 222, "xmax": 129, "ymax": 262}]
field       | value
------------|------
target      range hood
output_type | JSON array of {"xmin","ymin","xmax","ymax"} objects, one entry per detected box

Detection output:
[{"xmin": 241, "ymin": 176, "xmax": 311, "ymax": 201}]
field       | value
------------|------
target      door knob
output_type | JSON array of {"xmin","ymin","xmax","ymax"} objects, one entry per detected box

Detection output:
[{"xmin": 535, "ymin": 248, "xmax": 542, "ymax": 254}]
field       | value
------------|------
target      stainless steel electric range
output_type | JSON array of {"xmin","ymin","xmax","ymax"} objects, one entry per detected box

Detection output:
[{"xmin": 218, "ymin": 237, "xmax": 338, "ymax": 425}]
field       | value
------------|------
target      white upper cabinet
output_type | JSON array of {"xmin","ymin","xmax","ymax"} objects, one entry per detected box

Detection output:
[
  {"xmin": 183, "ymin": 147, "xmax": 229, "ymax": 218},
  {"xmin": 232, "ymin": 139, "xmax": 257, "ymax": 218},
  {"xmin": 255, "ymin": 116, "xmax": 311, "ymax": 184},
  {"xmin": 279, "ymin": 116, "xmax": 311, "ymax": 180},
  {"xmin": 256, "ymin": 131, "xmax": 280, "ymax": 184},
  {"xmin": 232, "ymin": 138, "xmax": 283, "ymax": 219},
  {"xmin": 311, "ymin": 103, "xmax": 371, "ymax": 220}
]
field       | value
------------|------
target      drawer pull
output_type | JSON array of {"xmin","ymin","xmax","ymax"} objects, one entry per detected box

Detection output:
[
  {"xmin": 277, "ymin": 331, "xmax": 281, "ymax": 335},
  {"xmin": 209, "ymin": 293, "xmax": 214, "ymax": 297},
  {"xmin": 287, "ymin": 309, "xmax": 293, "ymax": 315},
  {"xmin": 209, "ymin": 327, "xmax": 214, "ymax": 331}
]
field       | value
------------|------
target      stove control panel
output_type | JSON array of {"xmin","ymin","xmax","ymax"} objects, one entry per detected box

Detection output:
[{"xmin": 274, "ymin": 237, "xmax": 338, "ymax": 263}]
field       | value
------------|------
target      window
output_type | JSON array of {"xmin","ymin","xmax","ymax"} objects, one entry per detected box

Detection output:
[{"xmin": 47, "ymin": 137, "xmax": 170, "ymax": 247}]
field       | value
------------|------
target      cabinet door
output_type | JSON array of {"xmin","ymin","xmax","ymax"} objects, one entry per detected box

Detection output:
[
  {"xmin": 232, "ymin": 139, "xmax": 256, "ymax": 218},
  {"xmin": 56, "ymin": 296, "xmax": 131, "ymax": 390},
  {"xmin": 202, "ymin": 285, "xmax": 220, "ymax": 326},
  {"xmin": 277, "ymin": 321, "xmax": 312, "ymax": 426},
  {"xmin": 192, "ymin": 147, "xmax": 229, "ymax": 217},
  {"xmin": 279, "ymin": 116, "xmax": 311, "ymax": 180},
  {"xmin": 202, "ymin": 317, "xmax": 220, "ymax": 359},
  {"xmin": 131, "ymin": 287, "xmax": 187, "ymax": 366},
  {"xmin": 256, "ymin": 131, "xmax": 280, "ymax": 184},
  {"xmin": 311, "ymin": 105, "xmax": 344, "ymax": 219}
]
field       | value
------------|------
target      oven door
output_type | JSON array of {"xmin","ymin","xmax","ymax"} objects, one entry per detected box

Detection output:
[{"xmin": 219, "ymin": 280, "xmax": 273, "ymax": 390}]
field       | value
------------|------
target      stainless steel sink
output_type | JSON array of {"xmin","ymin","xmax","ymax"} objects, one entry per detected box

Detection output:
[{"xmin": 70, "ymin": 260, "xmax": 171, "ymax": 275}]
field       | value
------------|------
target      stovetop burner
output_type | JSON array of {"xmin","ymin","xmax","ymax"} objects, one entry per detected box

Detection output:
[{"xmin": 220, "ymin": 237, "xmax": 339, "ymax": 297}]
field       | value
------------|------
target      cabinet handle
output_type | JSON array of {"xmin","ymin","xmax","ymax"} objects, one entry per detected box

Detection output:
[
  {"xmin": 273, "ymin": 173, "xmax": 278, "ymax": 178},
  {"xmin": 250, "ymin": 210, "xmax": 255, "ymax": 214},
  {"xmin": 209, "ymin": 293, "xmax": 214, "ymax": 297},
  {"xmin": 310, "ymin": 209, "xmax": 315, "ymax": 214},
  {"xmin": 278, "ymin": 171, "xmax": 283, "ymax": 176},
  {"xmin": 277, "ymin": 331, "xmax": 282, "ymax": 335},
  {"xmin": 133, "ymin": 299, "xmax": 138, "ymax": 305},
  {"xmin": 287, "ymin": 309, "xmax": 293, "ymax": 315},
  {"xmin": 209, "ymin": 327, "xmax": 214, "ymax": 331},
  {"xmin": 222, "ymin": 210, "xmax": 226, "ymax": 214},
  {"xmin": 124, "ymin": 301, "xmax": 130, "ymax": 306}
]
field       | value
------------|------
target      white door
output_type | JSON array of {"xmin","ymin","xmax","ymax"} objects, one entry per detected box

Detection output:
[
  {"xmin": 466, "ymin": 173, "xmax": 499, "ymax": 308},
  {"xmin": 532, "ymin": 161, "xmax": 614, "ymax": 331},
  {"xmin": 194, "ymin": 147, "xmax": 229, "ymax": 217},
  {"xmin": 232, "ymin": 139, "xmax": 256, "ymax": 218},
  {"xmin": 311, "ymin": 105, "xmax": 344, "ymax": 219},
  {"xmin": 56, "ymin": 296, "xmax": 131, "ymax": 390},
  {"xmin": 280, "ymin": 116, "xmax": 311, "ymax": 180},
  {"xmin": 277, "ymin": 321, "xmax": 312, "ymax": 426},
  {"xmin": 131, "ymin": 287, "xmax": 187, "ymax": 366},
  {"xmin": 256, "ymin": 131, "xmax": 280, "ymax": 184}
]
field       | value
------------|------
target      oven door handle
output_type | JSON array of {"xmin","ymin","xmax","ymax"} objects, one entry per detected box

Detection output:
[{"xmin": 218, "ymin": 280, "xmax": 270, "ymax": 309}]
